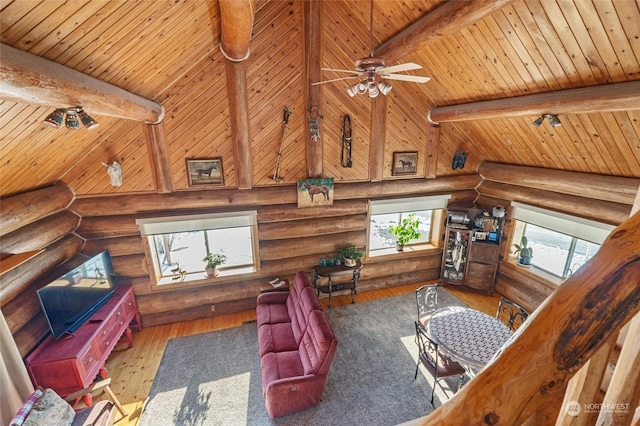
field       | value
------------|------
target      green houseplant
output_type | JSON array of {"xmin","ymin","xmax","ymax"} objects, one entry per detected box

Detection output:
[
  {"xmin": 338, "ymin": 245, "xmax": 364, "ymax": 267},
  {"xmin": 389, "ymin": 214, "xmax": 422, "ymax": 251},
  {"xmin": 513, "ymin": 236, "xmax": 533, "ymax": 266},
  {"xmin": 203, "ymin": 253, "xmax": 226, "ymax": 277}
]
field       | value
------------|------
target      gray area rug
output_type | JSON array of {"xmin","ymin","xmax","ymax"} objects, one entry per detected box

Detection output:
[{"xmin": 140, "ymin": 289, "xmax": 466, "ymax": 426}]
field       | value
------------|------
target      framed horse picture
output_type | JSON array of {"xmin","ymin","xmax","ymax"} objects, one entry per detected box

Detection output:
[
  {"xmin": 392, "ymin": 151, "xmax": 418, "ymax": 176},
  {"xmin": 297, "ymin": 178, "xmax": 334, "ymax": 208},
  {"xmin": 186, "ymin": 158, "xmax": 224, "ymax": 186}
]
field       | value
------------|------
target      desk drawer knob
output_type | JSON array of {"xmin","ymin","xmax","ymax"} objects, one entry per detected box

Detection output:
[{"xmin": 105, "ymin": 341, "xmax": 110, "ymax": 347}]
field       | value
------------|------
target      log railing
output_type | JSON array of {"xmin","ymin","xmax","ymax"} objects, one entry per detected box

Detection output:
[{"xmin": 420, "ymin": 211, "xmax": 640, "ymax": 425}]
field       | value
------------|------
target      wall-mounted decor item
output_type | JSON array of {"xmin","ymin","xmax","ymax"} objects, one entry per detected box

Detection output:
[
  {"xmin": 308, "ymin": 106, "xmax": 322, "ymax": 142},
  {"xmin": 186, "ymin": 158, "xmax": 224, "ymax": 186},
  {"xmin": 101, "ymin": 161, "xmax": 122, "ymax": 187},
  {"xmin": 297, "ymin": 177, "xmax": 334, "ymax": 208},
  {"xmin": 341, "ymin": 114, "xmax": 352, "ymax": 168},
  {"xmin": 452, "ymin": 151, "xmax": 468, "ymax": 170},
  {"xmin": 392, "ymin": 151, "xmax": 418, "ymax": 176},
  {"xmin": 271, "ymin": 106, "xmax": 291, "ymax": 182}
]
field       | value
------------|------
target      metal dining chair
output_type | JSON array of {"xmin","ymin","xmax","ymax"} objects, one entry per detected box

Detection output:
[
  {"xmin": 415, "ymin": 284, "xmax": 438, "ymax": 330},
  {"xmin": 413, "ymin": 321, "xmax": 466, "ymax": 405},
  {"xmin": 495, "ymin": 297, "xmax": 529, "ymax": 331}
]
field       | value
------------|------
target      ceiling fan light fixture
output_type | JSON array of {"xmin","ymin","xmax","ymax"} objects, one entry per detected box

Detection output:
[
  {"xmin": 347, "ymin": 82, "xmax": 367, "ymax": 97},
  {"xmin": 44, "ymin": 109, "xmax": 65, "ymax": 128},
  {"xmin": 377, "ymin": 81, "xmax": 392, "ymax": 96},
  {"xmin": 367, "ymin": 81, "xmax": 379, "ymax": 98},
  {"xmin": 78, "ymin": 109, "xmax": 99, "ymax": 130},
  {"xmin": 532, "ymin": 116, "xmax": 544, "ymax": 127},
  {"xmin": 546, "ymin": 114, "xmax": 561, "ymax": 127},
  {"xmin": 64, "ymin": 109, "xmax": 80, "ymax": 130}
]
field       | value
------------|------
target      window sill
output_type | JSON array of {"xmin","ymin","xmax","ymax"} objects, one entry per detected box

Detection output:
[
  {"xmin": 367, "ymin": 244, "xmax": 440, "ymax": 262},
  {"xmin": 152, "ymin": 266, "xmax": 259, "ymax": 290},
  {"xmin": 502, "ymin": 259, "xmax": 563, "ymax": 290}
]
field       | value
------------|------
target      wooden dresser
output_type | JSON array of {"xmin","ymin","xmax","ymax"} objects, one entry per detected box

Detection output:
[{"xmin": 26, "ymin": 285, "xmax": 141, "ymax": 402}]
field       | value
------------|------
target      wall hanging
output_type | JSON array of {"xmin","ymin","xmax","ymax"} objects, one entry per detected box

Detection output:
[
  {"xmin": 341, "ymin": 115, "xmax": 352, "ymax": 168},
  {"xmin": 297, "ymin": 178, "xmax": 334, "ymax": 208},
  {"xmin": 185, "ymin": 158, "xmax": 224, "ymax": 186},
  {"xmin": 102, "ymin": 161, "xmax": 122, "ymax": 187},
  {"xmin": 271, "ymin": 106, "xmax": 291, "ymax": 182},
  {"xmin": 392, "ymin": 151, "xmax": 418, "ymax": 176},
  {"xmin": 452, "ymin": 151, "xmax": 468, "ymax": 170}
]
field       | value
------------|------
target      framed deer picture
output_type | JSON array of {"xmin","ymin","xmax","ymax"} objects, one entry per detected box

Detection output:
[
  {"xmin": 392, "ymin": 151, "xmax": 418, "ymax": 176},
  {"xmin": 186, "ymin": 158, "xmax": 224, "ymax": 186}
]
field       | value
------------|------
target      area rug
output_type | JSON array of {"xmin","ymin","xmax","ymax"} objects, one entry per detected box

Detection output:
[{"xmin": 140, "ymin": 289, "xmax": 467, "ymax": 426}]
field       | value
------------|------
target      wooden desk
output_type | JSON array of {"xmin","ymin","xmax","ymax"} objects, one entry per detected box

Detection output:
[{"xmin": 312, "ymin": 261, "xmax": 362, "ymax": 308}]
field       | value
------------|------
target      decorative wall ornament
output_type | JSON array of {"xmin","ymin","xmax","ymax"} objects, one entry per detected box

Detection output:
[
  {"xmin": 185, "ymin": 158, "xmax": 224, "ymax": 186},
  {"xmin": 392, "ymin": 151, "xmax": 418, "ymax": 176},
  {"xmin": 297, "ymin": 177, "xmax": 334, "ymax": 208},
  {"xmin": 271, "ymin": 106, "xmax": 291, "ymax": 182},
  {"xmin": 341, "ymin": 114, "xmax": 352, "ymax": 168},
  {"xmin": 452, "ymin": 151, "xmax": 468, "ymax": 170},
  {"xmin": 308, "ymin": 106, "xmax": 322, "ymax": 142},
  {"xmin": 102, "ymin": 161, "xmax": 122, "ymax": 187}
]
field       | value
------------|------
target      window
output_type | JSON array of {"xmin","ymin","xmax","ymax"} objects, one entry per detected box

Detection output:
[
  {"xmin": 137, "ymin": 211, "xmax": 259, "ymax": 285},
  {"xmin": 511, "ymin": 203, "xmax": 613, "ymax": 279},
  {"xmin": 368, "ymin": 196, "xmax": 449, "ymax": 256}
]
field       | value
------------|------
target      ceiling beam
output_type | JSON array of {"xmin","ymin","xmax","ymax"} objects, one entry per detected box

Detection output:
[
  {"xmin": 219, "ymin": 0, "xmax": 256, "ymax": 61},
  {"xmin": 428, "ymin": 81, "xmax": 640, "ymax": 123},
  {"xmin": 373, "ymin": 0, "xmax": 514, "ymax": 64},
  {"xmin": 0, "ymin": 43, "xmax": 164, "ymax": 123},
  {"xmin": 304, "ymin": 0, "xmax": 323, "ymax": 178}
]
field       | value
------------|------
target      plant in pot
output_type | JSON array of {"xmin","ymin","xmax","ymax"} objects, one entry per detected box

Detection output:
[
  {"xmin": 203, "ymin": 253, "xmax": 226, "ymax": 277},
  {"xmin": 513, "ymin": 236, "xmax": 533, "ymax": 266},
  {"xmin": 389, "ymin": 214, "xmax": 422, "ymax": 251},
  {"xmin": 338, "ymin": 245, "xmax": 364, "ymax": 267}
]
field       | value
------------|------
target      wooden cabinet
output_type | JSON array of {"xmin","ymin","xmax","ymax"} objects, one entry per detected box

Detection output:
[
  {"xmin": 440, "ymin": 219, "xmax": 503, "ymax": 295},
  {"xmin": 26, "ymin": 286, "xmax": 141, "ymax": 399}
]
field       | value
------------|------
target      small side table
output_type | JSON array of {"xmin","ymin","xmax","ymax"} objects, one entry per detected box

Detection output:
[
  {"xmin": 260, "ymin": 278, "xmax": 290, "ymax": 293},
  {"xmin": 312, "ymin": 261, "xmax": 362, "ymax": 308}
]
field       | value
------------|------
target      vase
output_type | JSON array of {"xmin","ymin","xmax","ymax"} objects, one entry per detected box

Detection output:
[
  {"xmin": 206, "ymin": 267, "xmax": 219, "ymax": 277},
  {"xmin": 344, "ymin": 258, "xmax": 356, "ymax": 267},
  {"xmin": 396, "ymin": 243, "xmax": 404, "ymax": 252}
]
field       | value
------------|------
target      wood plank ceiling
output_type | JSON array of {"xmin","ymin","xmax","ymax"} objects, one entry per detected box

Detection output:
[{"xmin": 0, "ymin": 0, "xmax": 639, "ymax": 199}]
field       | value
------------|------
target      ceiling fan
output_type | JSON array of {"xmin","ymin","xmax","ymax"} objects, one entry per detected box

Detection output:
[{"xmin": 312, "ymin": 0, "xmax": 431, "ymax": 98}]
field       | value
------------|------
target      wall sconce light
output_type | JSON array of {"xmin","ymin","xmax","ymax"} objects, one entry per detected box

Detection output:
[
  {"xmin": 533, "ymin": 114, "xmax": 561, "ymax": 128},
  {"xmin": 44, "ymin": 107, "xmax": 98, "ymax": 130}
]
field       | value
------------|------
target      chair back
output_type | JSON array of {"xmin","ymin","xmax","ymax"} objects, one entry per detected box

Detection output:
[
  {"xmin": 496, "ymin": 297, "xmax": 529, "ymax": 331},
  {"xmin": 416, "ymin": 285, "xmax": 438, "ymax": 325},
  {"xmin": 414, "ymin": 321, "xmax": 438, "ymax": 374}
]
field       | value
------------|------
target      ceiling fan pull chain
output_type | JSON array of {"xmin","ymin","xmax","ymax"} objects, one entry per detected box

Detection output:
[{"xmin": 341, "ymin": 114, "xmax": 353, "ymax": 168}]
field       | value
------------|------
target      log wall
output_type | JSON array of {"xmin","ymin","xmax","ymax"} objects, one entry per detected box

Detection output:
[
  {"xmin": 477, "ymin": 162, "xmax": 640, "ymax": 311},
  {"xmin": 70, "ymin": 176, "xmax": 479, "ymax": 328}
]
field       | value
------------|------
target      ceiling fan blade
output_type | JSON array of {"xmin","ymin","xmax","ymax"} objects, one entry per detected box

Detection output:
[
  {"xmin": 321, "ymin": 67, "xmax": 362, "ymax": 74},
  {"xmin": 311, "ymin": 75, "xmax": 360, "ymax": 85},
  {"xmin": 382, "ymin": 74, "xmax": 431, "ymax": 83},
  {"xmin": 378, "ymin": 62, "xmax": 422, "ymax": 74}
]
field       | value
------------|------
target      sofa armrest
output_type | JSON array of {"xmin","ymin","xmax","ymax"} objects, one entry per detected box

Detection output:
[
  {"xmin": 264, "ymin": 374, "xmax": 330, "ymax": 418},
  {"xmin": 257, "ymin": 291, "xmax": 290, "ymax": 305}
]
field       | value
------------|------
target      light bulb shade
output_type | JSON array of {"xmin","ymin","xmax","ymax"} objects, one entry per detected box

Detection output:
[
  {"xmin": 547, "ymin": 114, "xmax": 561, "ymax": 127},
  {"xmin": 367, "ymin": 81, "xmax": 379, "ymax": 98},
  {"xmin": 377, "ymin": 81, "xmax": 392, "ymax": 96},
  {"xmin": 532, "ymin": 116, "xmax": 544, "ymax": 127},
  {"xmin": 347, "ymin": 82, "xmax": 366, "ymax": 97},
  {"xmin": 65, "ymin": 111, "xmax": 80, "ymax": 129},
  {"xmin": 44, "ymin": 109, "xmax": 65, "ymax": 128},
  {"xmin": 78, "ymin": 110, "xmax": 99, "ymax": 130}
]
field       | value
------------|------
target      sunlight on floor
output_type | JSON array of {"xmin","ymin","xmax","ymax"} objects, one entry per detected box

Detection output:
[{"xmin": 198, "ymin": 372, "xmax": 251, "ymax": 423}]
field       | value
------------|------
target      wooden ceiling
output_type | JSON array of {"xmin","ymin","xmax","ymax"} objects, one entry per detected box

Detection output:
[{"xmin": 1, "ymin": 0, "xmax": 639, "ymax": 199}]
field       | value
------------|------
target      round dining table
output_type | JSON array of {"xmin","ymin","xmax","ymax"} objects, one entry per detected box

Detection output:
[{"xmin": 427, "ymin": 306, "xmax": 513, "ymax": 374}]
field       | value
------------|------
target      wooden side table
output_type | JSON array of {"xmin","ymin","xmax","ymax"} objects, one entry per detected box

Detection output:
[
  {"xmin": 312, "ymin": 261, "xmax": 362, "ymax": 308},
  {"xmin": 260, "ymin": 278, "xmax": 290, "ymax": 293}
]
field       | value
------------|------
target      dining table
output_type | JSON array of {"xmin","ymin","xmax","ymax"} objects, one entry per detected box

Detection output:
[{"xmin": 427, "ymin": 305, "xmax": 513, "ymax": 375}]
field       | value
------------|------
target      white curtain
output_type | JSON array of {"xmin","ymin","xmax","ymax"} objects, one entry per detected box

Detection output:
[{"xmin": 0, "ymin": 308, "xmax": 34, "ymax": 425}]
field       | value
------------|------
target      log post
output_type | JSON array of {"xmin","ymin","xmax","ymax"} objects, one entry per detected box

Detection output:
[
  {"xmin": 144, "ymin": 122, "xmax": 174, "ymax": 194},
  {"xmin": 218, "ymin": 0, "xmax": 256, "ymax": 62},
  {"xmin": 420, "ymin": 211, "xmax": 640, "ymax": 425},
  {"xmin": 304, "ymin": 0, "xmax": 323, "ymax": 178},
  {"xmin": 226, "ymin": 60, "xmax": 253, "ymax": 189},
  {"xmin": 425, "ymin": 123, "xmax": 440, "ymax": 178},
  {"xmin": 369, "ymin": 95, "xmax": 387, "ymax": 181}
]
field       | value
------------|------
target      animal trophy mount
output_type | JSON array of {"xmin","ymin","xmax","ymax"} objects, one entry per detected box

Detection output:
[
  {"xmin": 271, "ymin": 106, "xmax": 291, "ymax": 182},
  {"xmin": 341, "ymin": 114, "xmax": 352, "ymax": 168},
  {"xmin": 308, "ymin": 106, "xmax": 322, "ymax": 142},
  {"xmin": 102, "ymin": 161, "xmax": 123, "ymax": 186},
  {"xmin": 452, "ymin": 152, "xmax": 468, "ymax": 170}
]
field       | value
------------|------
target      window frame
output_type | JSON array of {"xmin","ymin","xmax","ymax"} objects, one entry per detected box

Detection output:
[{"xmin": 137, "ymin": 211, "xmax": 260, "ymax": 289}]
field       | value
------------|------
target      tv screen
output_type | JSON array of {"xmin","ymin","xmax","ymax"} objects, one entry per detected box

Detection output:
[{"xmin": 37, "ymin": 250, "xmax": 118, "ymax": 339}]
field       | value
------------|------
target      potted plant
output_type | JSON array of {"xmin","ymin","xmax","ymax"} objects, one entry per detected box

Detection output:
[
  {"xmin": 338, "ymin": 245, "xmax": 364, "ymax": 267},
  {"xmin": 513, "ymin": 236, "xmax": 533, "ymax": 266},
  {"xmin": 203, "ymin": 253, "xmax": 226, "ymax": 277},
  {"xmin": 389, "ymin": 214, "xmax": 422, "ymax": 251}
]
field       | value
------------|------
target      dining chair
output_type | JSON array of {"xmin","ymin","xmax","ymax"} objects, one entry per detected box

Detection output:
[
  {"xmin": 495, "ymin": 297, "xmax": 529, "ymax": 331},
  {"xmin": 415, "ymin": 284, "xmax": 438, "ymax": 330},
  {"xmin": 413, "ymin": 321, "xmax": 466, "ymax": 405}
]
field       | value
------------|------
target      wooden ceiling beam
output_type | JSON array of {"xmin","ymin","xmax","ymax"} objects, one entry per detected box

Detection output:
[
  {"xmin": 304, "ymin": 0, "xmax": 323, "ymax": 178},
  {"xmin": 0, "ymin": 43, "xmax": 164, "ymax": 123},
  {"xmin": 219, "ymin": 0, "xmax": 256, "ymax": 61},
  {"xmin": 373, "ymin": 0, "xmax": 514, "ymax": 64},
  {"xmin": 428, "ymin": 81, "xmax": 640, "ymax": 123}
]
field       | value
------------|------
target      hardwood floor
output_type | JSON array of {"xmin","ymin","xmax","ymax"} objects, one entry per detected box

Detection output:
[{"xmin": 100, "ymin": 281, "xmax": 501, "ymax": 425}]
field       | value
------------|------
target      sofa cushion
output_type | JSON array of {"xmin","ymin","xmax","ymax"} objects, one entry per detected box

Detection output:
[
  {"xmin": 260, "ymin": 350, "xmax": 305, "ymax": 395},
  {"xmin": 22, "ymin": 388, "xmax": 75, "ymax": 426},
  {"xmin": 258, "ymin": 322, "xmax": 298, "ymax": 357},
  {"xmin": 299, "ymin": 310, "xmax": 337, "ymax": 375},
  {"xmin": 288, "ymin": 287, "xmax": 321, "ymax": 344},
  {"xmin": 256, "ymin": 292, "xmax": 290, "ymax": 326}
]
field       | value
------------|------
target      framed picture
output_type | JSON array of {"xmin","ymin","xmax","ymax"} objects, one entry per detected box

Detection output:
[
  {"xmin": 186, "ymin": 158, "xmax": 224, "ymax": 186},
  {"xmin": 392, "ymin": 151, "xmax": 418, "ymax": 176},
  {"xmin": 297, "ymin": 178, "xmax": 334, "ymax": 208}
]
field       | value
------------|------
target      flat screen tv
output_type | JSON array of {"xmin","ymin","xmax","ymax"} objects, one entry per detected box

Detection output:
[{"xmin": 37, "ymin": 250, "xmax": 118, "ymax": 339}]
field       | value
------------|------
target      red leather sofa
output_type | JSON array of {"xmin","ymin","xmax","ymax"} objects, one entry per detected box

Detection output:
[{"xmin": 256, "ymin": 271, "xmax": 338, "ymax": 418}]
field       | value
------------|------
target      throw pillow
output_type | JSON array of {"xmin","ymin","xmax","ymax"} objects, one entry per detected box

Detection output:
[{"xmin": 22, "ymin": 388, "xmax": 75, "ymax": 426}]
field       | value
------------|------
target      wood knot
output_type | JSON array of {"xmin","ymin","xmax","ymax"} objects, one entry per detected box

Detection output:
[{"xmin": 484, "ymin": 412, "xmax": 500, "ymax": 425}]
